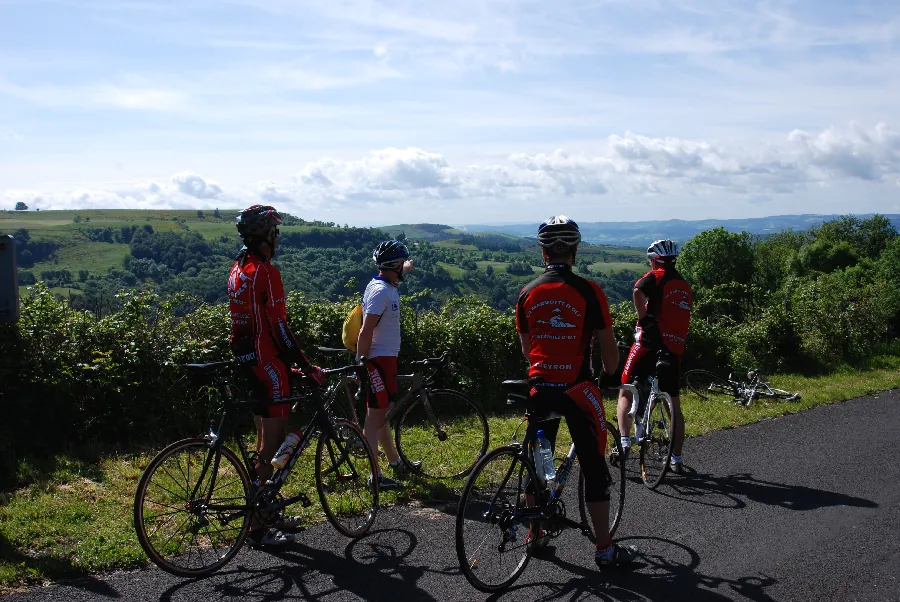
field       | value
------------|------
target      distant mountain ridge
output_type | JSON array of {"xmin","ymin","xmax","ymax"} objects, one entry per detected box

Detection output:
[{"xmin": 455, "ymin": 214, "xmax": 900, "ymax": 246}]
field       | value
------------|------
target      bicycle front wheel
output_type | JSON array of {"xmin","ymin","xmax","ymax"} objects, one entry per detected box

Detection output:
[
  {"xmin": 315, "ymin": 419, "xmax": 379, "ymax": 538},
  {"xmin": 396, "ymin": 389, "xmax": 489, "ymax": 480},
  {"xmin": 684, "ymin": 369, "xmax": 737, "ymax": 403},
  {"xmin": 578, "ymin": 423, "xmax": 626, "ymax": 541},
  {"xmin": 134, "ymin": 438, "xmax": 252, "ymax": 578},
  {"xmin": 640, "ymin": 395, "xmax": 676, "ymax": 490},
  {"xmin": 456, "ymin": 446, "xmax": 537, "ymax": 593}
]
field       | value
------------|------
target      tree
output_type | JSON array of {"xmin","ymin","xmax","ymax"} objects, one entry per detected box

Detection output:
[
  {"xmin": 213, "ymin": 208, "xmax": 222, "ymax": 219},
  {"xmin": 679, "ymin": 228, "xmax": 755, "ymax": 292},
  {"xmin": 14, "ymin": 201, "xmax": 27, "ymax": 211},
  {"xmin": 196, "ymin": 210, "xmax": 205, "ymax": 218}
]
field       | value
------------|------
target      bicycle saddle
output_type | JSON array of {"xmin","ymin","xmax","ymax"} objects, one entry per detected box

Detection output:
[{"xmin": 181, "ymin": 361, "xmax": 233, "ymax": 375}]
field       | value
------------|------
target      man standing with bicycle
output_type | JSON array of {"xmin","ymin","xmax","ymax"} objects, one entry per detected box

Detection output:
[
  {"xmin": 616, "ymin": 239, "xmax": 693, "ymax": 474},
  {"xmin": 516, "ymin": 216, "xmax": 638, "ymax": 569},
  {"xmin": 356, "ymin": 240, "xmax": 415, "ymax": 489},
  {"xmin": 228, "ymin": 204, "xmax": 327, "ymax": 546}
]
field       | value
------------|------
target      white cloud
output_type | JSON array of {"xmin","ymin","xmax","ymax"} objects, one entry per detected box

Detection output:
[
  {"xmin": 6, "ymin": 124, "xmax": 900, "ymax": 221},
  {"xmin": 4, "ymin": 171, "xmax": 234, "ymax": 211},
  {"xmin": 171, "ymin": 171, "xmax": 224, "ymax": 199},
  {"xmin": 0, "ymin": 77, "xmax": 188, "ymax": 111}
]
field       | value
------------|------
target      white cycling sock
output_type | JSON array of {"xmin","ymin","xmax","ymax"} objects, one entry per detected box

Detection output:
[
  {"xmin": 671, "ymin": 454, "xmax": 683, "ymax": 463},
  {"xmin": 620, "ymin": 436, "xmax": 631, "ymax": 449}
]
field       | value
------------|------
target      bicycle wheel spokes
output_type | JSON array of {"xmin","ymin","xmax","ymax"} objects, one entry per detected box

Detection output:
[
  {"xmin": 315, "ymin": 419, "xmax": 378, "ymax": 538},
  {"xmin": 134, "ymin": 439, "xmax": 252, "ymax": 578},
  {"xmin": 640, "ymin": 397, "xmax": 674, "ymax": 490},
  {"xmin": 684, "ymin": 369, "xmax": 737, "ymax": 403},
  {"xmin": 396, "ymin": 389, "xmax": 489, "ymax": 480},
  {"xmin": 456, "ymin": 447, "xmax": 534, "ymax": 593}
]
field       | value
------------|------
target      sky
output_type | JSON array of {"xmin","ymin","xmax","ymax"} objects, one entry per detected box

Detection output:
[{"xmin": 1, "ymin": 0, "xmax": 900, "ymax": 226}]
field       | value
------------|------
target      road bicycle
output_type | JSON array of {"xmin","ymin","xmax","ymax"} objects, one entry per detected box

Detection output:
[
  {"xmin": 608, "ymin": 371, "xmax": 677, "ymax": 491},
  {"xmin": 684, "ymin": 368, "xmax": 801, "ymax": 406},
  {"xmin": 454, "ymin": 379, "xmax": 626, "ymax": 593},
  {"xmin": 316, "ymin": 347, "xmax": 489, "ymax": 480},
  {"xmin": 133, "ymin": 360, "xmax": 379, "ymax": 578}
]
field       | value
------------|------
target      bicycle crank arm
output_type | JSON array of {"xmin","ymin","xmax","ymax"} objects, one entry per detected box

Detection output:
[{"xmin": 265, "ymin": 493, "xmax": 313, "ymax": 512}]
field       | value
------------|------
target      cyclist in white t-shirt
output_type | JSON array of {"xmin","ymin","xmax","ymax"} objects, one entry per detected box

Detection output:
[{"xmin": 356, "ymin": 240, "xmax": 415, "ymax": 489}]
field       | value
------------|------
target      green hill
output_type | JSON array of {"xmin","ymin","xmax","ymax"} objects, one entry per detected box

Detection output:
[{"xmin": 1, "ymin": 210, "xmax": 647, "ymax": 312}]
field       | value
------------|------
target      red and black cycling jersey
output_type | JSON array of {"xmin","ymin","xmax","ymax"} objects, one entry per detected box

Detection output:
[
  {"xmin": 635, "ymin": 266, "xmax": 693, "ymax": 355},
  {"xmin": 516, "ymin": 264, "xmax": 613, "ymax": 386},
  {"xmin": 227, "ymin": 251, "xmax": 313, "ymax": 373}
]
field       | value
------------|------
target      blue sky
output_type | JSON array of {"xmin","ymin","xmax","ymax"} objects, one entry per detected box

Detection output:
[{"xmin": 2, "ymin": 0, "xmax": 899, "ymax": 225}]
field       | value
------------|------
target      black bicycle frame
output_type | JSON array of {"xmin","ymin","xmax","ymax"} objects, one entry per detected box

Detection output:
[{"xmin": 186, "ymin": 366, "xmax": 359, "ymax": 519}]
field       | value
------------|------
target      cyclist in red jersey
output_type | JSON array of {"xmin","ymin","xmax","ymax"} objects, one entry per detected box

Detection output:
[
  {"xmin": 617, "ymin": 239, "xmax": 693, "ymax": 474},
  {"xmin": 516, "ymin": 216, "xmax": 638, "ymax": 569},
  {"xmin": 228, "ymin": 205, "xmax": 325, "ymax": 545}
]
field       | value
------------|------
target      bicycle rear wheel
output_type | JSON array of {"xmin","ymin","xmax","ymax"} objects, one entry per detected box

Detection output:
[
  {"xmin": 766, "ymin": 387, "xmax": 801, "ymax": 401},
  {"xmin": 684, "ymin": 369, "xmax": 737, "ymax": 403},
  {"xmin": 578, "ymin": 423, "xmax": 626, "ymax": 541},
  {"xmin": 315, "ymin": 419, "xmax": 379, "ymax": 538},
  {"xmin": 640, "ymin": 395, "xmax": 676, "ymax": 490},
  {"xmin": 396, "ymin": 389, "xmax": 489, "ymax": 480},
  {"xmin": 134, "ymin": 438, "xmax": 252, "ymax": 578},
  {"xmin": 456, "ymin": 446, "xmax": 536, "ymax": 593}
]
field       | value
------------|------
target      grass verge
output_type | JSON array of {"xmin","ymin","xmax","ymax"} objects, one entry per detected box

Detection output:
[{"xmin": 2, "ymin": 352, "xmax": 899, "ymax": 592}]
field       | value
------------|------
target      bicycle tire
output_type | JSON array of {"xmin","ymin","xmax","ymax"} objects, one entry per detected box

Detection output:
[
  {"xmin": 684, "ymin": 369, "xmax": 738, "ymax": 403},
  {"xmin": 578, "ymin": 423, "xmax": 626, "ymax": 541},
  {"xmin": 395, "ymin": 388, "xmax": 489, "ymax": 480},
  {"xmin": 640, "ymin": 394, "xmax": 676, "ymax": 490},
  {"xmin": 315, "ymin": 419, "xmax": 379, "ymax": 538},
  {"xmin": 456, "ymin": 445, "xmax": 536, "ymax": 593},
  {"xmin": 134, "ymin": 438, "xmax": 252, "ymax": 578}
]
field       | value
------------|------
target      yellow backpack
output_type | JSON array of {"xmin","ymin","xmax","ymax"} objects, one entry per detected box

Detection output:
[{"xmin": 341, "ymin": 303, "xmax": 364, "ymax": 354}]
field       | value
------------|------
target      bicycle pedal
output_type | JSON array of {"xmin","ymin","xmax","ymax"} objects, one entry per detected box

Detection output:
[{"xmin": 298, "ymin": 493, "xmax": 312, "ymax": 507}]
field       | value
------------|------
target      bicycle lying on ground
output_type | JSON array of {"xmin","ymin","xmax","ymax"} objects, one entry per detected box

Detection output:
[
  {"xmin": 133, "ymin": 360, "xmax": 379, "ymax": 578},
  {"xmin": 316, "ymin": 347, "xmax": 489, "ymax": 480},
  {"xmin": 684, "ymin": 368, "xmax": 801, "ymax": 406},
  {"xmin": 455, "ymin": 378, "xmax": 626, "ymax": 593}
]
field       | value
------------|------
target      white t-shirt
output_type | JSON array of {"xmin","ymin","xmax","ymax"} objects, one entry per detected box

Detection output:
[{"xmin": 361, "ymin": 276, "xmax": 401, "ymax": 358}]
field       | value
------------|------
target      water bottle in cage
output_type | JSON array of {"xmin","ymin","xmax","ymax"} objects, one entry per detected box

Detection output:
[
  {"xmin": 537, "ymin": 430, "xmax": 556, "ymax": 482},
  {"xmin": 271, "ymin": 430, "xmax": 303, "ymax": 469}
]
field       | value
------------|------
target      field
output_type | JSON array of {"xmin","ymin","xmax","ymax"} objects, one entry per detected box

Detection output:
[{"xmin": 3, "ymin": 210, "xmax": 648, "ymax": 300}]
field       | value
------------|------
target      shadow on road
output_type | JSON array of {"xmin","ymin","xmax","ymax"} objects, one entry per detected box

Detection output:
[
  {"xmin": 156, "ymin": 527, "xmax": 451, "ymax": 602},
  {"xmin": 488, "ymin": 536, "xmax": 778, "ymax": 602},
  {"xmin": 654, "ymin": 470, "xmax": 878, "ymax": 512}
]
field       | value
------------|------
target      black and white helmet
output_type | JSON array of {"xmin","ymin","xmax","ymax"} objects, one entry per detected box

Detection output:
[
  {"xmin": 647, "ymin": 239, "xmax": 678, "ymax": 261},
  {"xmin": 236, "ymin": 204, "xmax": 281, "ymax": 244},
  {"xmin": 537, "ymin": 215, "xmax": 582, "ymax": 250},
  {"xmin": 373, "ymin": 240, "xmax": 410, "ymax": 270}
]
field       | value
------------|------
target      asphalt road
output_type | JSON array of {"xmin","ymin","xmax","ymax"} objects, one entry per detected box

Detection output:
[{"xmin": 8, "ymin": 389, "xmax": 900, "ymax": 602}]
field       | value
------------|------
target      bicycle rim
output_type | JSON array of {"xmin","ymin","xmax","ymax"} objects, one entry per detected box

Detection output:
[
  {"xmin": 456, "ymin": 447, "xmax": 535, "ymax": 593},
  {"xmin": 134, "ymin": 438, "xmax": 251, "ymax": 578},
  {"xmin": 640, "ymin": 397, "xmax": 675, "ymax": 490},
  {"xmin": 579, "ymin": 423, "xmax": 626, "ymax": 540},
  {"xmin": 685, "ymin": 370, "xmax": 737, "ymax": 403},
  {"xmin": 315, "ymin": 419, "xmax": 379, "ymax": 538},
  {"xmin": 396, "ymin": 389, "xmax": 489, "ymax": 480}
]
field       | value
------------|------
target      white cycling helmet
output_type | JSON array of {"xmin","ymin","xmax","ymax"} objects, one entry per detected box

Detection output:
[
  {"xmin": 537, "ymin": 215, "xmax": 582, "ymax": 249},
  {"xmin": 647, "ymin": 239, "xmax": 678, "ymax": 261}
]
